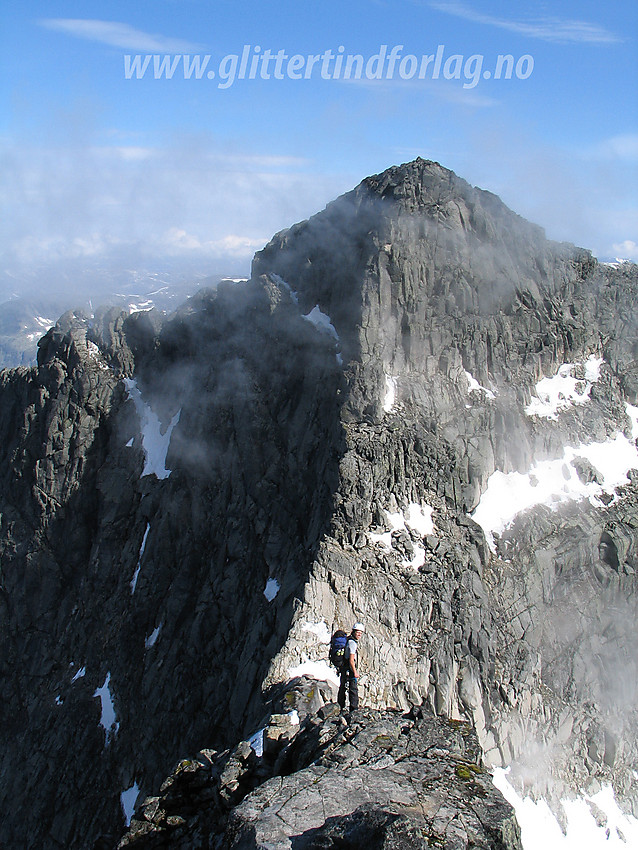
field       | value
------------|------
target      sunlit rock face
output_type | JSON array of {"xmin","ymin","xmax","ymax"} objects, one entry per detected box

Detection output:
[
  {"xmin": 119, "ymin": 701, "xmax": 523, "ymax": 849},
  {"xmin": 1, "ymin": 158, "xmax": 637, "ymax": 847}
]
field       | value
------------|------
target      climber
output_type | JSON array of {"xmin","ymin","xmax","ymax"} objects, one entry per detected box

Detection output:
[{"xmin": 338, "ymin": 623, "xmax": 364, "ymax": 712}]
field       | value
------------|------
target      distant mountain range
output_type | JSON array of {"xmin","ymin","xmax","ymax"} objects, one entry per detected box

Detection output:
[{"xmin": 0, "ymin": 262, "xmax": 248, "ymax": 368}]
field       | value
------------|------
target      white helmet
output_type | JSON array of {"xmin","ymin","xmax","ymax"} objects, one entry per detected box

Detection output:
[{"xmin": 353, "ymin": 622, "xmax": 365, "ymax": 632}]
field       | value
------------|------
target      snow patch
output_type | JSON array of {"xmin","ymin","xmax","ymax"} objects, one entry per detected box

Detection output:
[
  {"xmin": 404, "ymin": 503, "xmax": 435, "ymax": 536},
  {"xmin": 55, "ymin": 695, "xmax": 63, "ymax": 705},
  {"xmin": 626, "ymin": 403, "xmax": 638, "ymax": 441},
  {"xmin": 94, "ymin": 673, "xmax": 119, "ymax": 739},
  {"xmin": 369, "ymin": 529, "xmax": 392, "ymax": 548},
  {"xmin": 264, "ymin": 577, "xmax": 280, "ymax": 602},
  {"xmin": 288, "ymin": 710, "xmax": 300, "ymax": 725},
  {"xmin": 369, "ymin": 509, "xmax": 404, "ymax": 548},
  {"xmin": 139, "ymin": 523, "xmax": 150, "ymax": 556},
  {"xmin": 120, "ymin": 783, "xmax": 140, "ymax": 827},
  {"xmin": 464, "ymin": 370, "xmax": 496, "ymax": 400},
  {"xmin": 86, "ymin": 340, "xmax": 111, "ymax": 371},
  {"xmin": 248, "ymin": 728, "xmax": 264, "ymax": 757},
  {"xmin": 369, "ymin": 502, "xmax": 434, "ymax": 568},
  {"xmin": 287, "ymin": 659, "xmax": 340, "ymax": 686},
  {"xmin": 123, "ymin": 378, "xmax": 181, "ymax": 479},
  {"xmin": 405, "ymin": 545, "xmax": 426, "ymax": 569},
  {"xmin": 125, "ymin": 437, "xmax": 134, "ymax": 448},
  {"xmin": 131, "ymin": 523, "xmax": 150, "ymax": 593},
  {"xmin": 525, "ymin": 356, "xmax": 603, "ymax": 419},
  {"xmin": 493, "ymin": 768, "xmax": 638, "ymax": 848},
  {"xmin": 602, "ymin": 257, "xmax": 635, "ymax": 269},
  {"xmin": 127, "ymin": 300, "xmax": 154, "ymax": 314},
  {"xmin": 473, "ymin": 433, "xmax": 638, "ymax": 549},
  {"xmin": 383, "ymin": 375, "xmax": 398, "ymax": 412},
  {"xmin": 145, "ymin": 623, "xmax": 161, "ymax": 649},
  {"xmin": 71, "ymin": 666, "xmax": 86, "ymax": 682},
  {"xmin": 301, "ymin": 621, "xmax": 331, "ymax": 643},
  {"xmin": 303, "ymin": 305, "xmax": 339, "ymax": 341}
]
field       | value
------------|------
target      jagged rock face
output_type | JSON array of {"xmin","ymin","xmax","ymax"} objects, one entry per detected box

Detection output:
[
  {"xmin": 253, "ymin": 159, "xmax": 638, "ymax": 800},
  {"xmin": 0, "ymin": 282, "xmax": 345, "ymax": 847},
  {"xmin": 486, "ymin": 486, "xmax": 638, "ymax": 805},
  {"xmin": 222, "ymin": 707, "xmax": 521, "ymax": 850},
  {"xmin": 252, "ymin": 159, "xmax": 597, "ymax": 430},
  {"xmin": 1, "ymin": 158, "xmax": 638, "ymax": 847},
  {"xmin": 117, "ymin": 698, "xmax": 521, "ymax": 850}
]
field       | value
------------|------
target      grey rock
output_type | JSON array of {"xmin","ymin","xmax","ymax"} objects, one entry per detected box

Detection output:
[
  {"xmin": 116, "ymin": 707, "xmax": 520, "ymax": 850},
  {"xmin": 1, "ymin": 159, "xmax": 638, "ymax": 846},
  {"xmin": 222, "ymin": 708, "xmax": 520, "ymax": 850}
]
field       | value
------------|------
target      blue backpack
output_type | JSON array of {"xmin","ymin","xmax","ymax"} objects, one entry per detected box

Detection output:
[{"xmin": 329, "ymin": 630, "xmax": 348, "ymax": 669}]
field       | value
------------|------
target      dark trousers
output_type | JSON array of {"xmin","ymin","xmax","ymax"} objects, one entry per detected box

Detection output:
[{"xmin": 338, "ymin": 668, "xmax": 359, "ymax": 710}]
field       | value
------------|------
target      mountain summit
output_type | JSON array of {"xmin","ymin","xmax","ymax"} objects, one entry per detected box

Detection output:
[{"xmin": 1, "ymin": 160, "xmax": 637, "ymax": 847}]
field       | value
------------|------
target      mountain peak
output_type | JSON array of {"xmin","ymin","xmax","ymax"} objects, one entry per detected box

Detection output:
[
  {"xmin": 253, "ymin": 157, "xmax": 552, "ymax": 293},
  {"xmin": 350, "ymin": 157, "xmax": 544, "ymax": 244},
  {"xmin": 252, "ymin": 157, "xmax": 591, "ymax": 424},
  {"xmin": 360, "ymin": 156, "xmax": 456, "ymax": 199}
]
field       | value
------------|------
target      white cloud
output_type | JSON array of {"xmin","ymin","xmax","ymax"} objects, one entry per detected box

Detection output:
[
  {"xmin": 110, "ymin": 146, "xmax": 155, "ymax": 162},
  {"xmin": 204, "ymin": 153, "xmax": 310, "ymax": 170},
  {"xmin": 612, "ymin": 240, "xmax": 638, "ymax": 261},
  {"xmin": 1, "ymin": 138, "xmax": 354, "ymax": 274},
  {"xmin": 429, "ymin": 2, "xmax": 621, "ymax": 44},
  {"xmin": 160, "ymin": 228, "xmax": 267, "ymax": 258},
  {"xmin": 38, "ymin": 19, "xmax": 202, "ymax": 53},
  {"xmin": 8, "ymin": 233, "xmax": 126, "ymax": 263},
  {"xmin": 339, "ymin": 76, "xmax": 498, "ymax": 108},
  {"xmin": 450, "ymin": 124, "xmax": 638, "ymax": 262},
  {"xmin": 591, "ymin": 134, "xmax": 638, "ymax": 161}
]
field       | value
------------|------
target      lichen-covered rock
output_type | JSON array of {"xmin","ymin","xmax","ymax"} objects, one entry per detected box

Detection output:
[
  {"xmin": 223, "ymin": 708, "xmax": 521, "ymax": 850},
  {"xmin": 117, "ymin": 704, "xmax": 521, "ymax": 850}
]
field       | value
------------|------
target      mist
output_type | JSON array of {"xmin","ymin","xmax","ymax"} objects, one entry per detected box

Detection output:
[
  {"xmin": 3, "ymin": 121, "xmax": 636, "ymax": 313},
  {"xmin": 1, "ymin": 134, "xmax": 357, "ymax": 299}
]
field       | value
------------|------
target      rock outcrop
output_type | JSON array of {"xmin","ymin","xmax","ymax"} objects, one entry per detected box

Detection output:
[
  {"xmin": 118, "ymin": 687, "xmax": 521, "ymax": 850},
  {"xmin": 1, "ymin": 158, "xmax": 637, "ymax": 847}
]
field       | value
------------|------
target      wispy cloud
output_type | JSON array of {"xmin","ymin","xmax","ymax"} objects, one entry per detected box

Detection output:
[
  {"xmin": 38, "ymin": 19, "xmax": 202, "ymax": 52},
  {"xmin": 455, "ymin": 125, "xmax": 638, "ymax": 261},
  {"xmin": 612, "ymin": 240, "xmax": 638, "ymax": 261},
  {"xmin": 567, "ymin": 134, "xmax": 638, "ymax": 164},
  {"xmin": 339, "ymin": 76, "xmax": 498, "ymax": 108},
  {"xmin": 1, "ymin": 137, "xmax": 354, "ymax": 271},
  {"xmin": 429, "ymin": 2, "xmax": 621, "ymax": 44},
  {"xmin": 161, "ymin": 228, "xmax": 268, "ymax": 258},
  {"xmin": 593, "ymin": 134, "xmax": 638, "ymax": 161}
]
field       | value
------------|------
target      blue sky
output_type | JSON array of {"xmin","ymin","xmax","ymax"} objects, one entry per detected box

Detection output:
[{"xmin": 1, "ymin": 0, "xmax": 637, "ymax": 283}]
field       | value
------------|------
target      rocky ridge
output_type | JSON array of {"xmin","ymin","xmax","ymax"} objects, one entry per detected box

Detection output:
[
  {"xmin": 0, "ymin": 159, "xmax": 637, "ymax": 847},
  {"xmin": 118, "ymin": 683, "xmax": 521, "ymax": 850}
]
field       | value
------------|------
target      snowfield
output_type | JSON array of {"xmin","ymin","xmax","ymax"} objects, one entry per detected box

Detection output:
[
  {"xmin": 473, "ymin": 425, "xmax": 638, "ymax": 549},
  {"xmin": 493, "ymin": 769, "xmax": 638, "ymax": 849}
]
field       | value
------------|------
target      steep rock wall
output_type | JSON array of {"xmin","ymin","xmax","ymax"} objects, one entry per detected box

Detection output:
[{"xmin": 0, "ymin": 281, "xmax": 346, "ymax": 848}]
